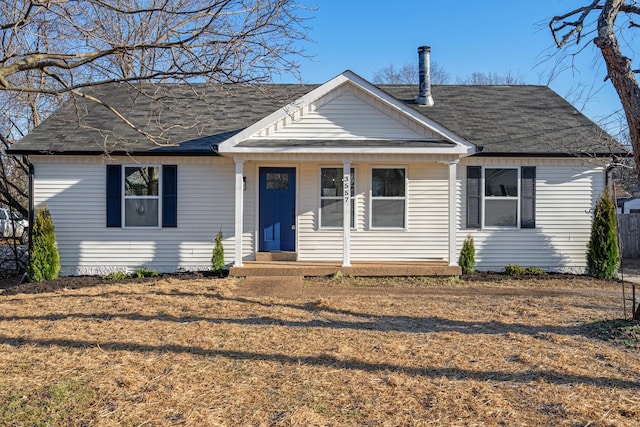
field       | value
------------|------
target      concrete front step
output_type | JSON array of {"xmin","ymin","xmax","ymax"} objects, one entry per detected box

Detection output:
[{"xmin": 255, "ymin": 252, "xmax": 298, "ymax": 262}]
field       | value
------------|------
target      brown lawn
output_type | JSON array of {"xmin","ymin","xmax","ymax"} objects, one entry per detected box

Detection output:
[{"xmin": 0, "ymin": 275, "xmax": 639, "ymax": 426}]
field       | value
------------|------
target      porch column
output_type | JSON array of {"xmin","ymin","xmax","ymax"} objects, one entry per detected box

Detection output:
[
  {"xmin": 234, "ymin": 159, "xmax": 244, "ymax": 267},
  {"xmin": 342, "ymin": 161, "xmax": 352, "ymax": 267},
  {"xmin": 448, "ymin": 160, "xmax": 459, "ymax": 266}
]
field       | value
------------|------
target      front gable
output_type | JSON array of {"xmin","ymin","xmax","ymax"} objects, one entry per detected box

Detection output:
[{"xmin": 218, "ymin": 71, "xmax": 475, "ymax": 155}]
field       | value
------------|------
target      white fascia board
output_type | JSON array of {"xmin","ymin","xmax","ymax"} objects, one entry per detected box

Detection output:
[
  {"xmin": 217, "ymin": 70, "xmax": 476, "ymax": 155},
  {"xmin": 225, "ymin": 145, "xmax": 473, "ymax": 155}
]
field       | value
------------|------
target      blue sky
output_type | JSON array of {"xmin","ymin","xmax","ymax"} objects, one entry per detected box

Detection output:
[{"xmin": 288, "ymin": 1, "xmax": 625, "ymax": 135}]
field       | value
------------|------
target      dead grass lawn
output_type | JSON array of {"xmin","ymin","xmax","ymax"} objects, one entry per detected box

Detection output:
[{"xmin": 0, "ymin": 276, "xmax": 639, "ymax": 426}]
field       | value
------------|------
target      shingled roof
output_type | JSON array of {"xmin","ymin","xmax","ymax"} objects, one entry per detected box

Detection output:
[{"xmin": 9, "ymin": 80, "xmax": 624, "ymax": 156}]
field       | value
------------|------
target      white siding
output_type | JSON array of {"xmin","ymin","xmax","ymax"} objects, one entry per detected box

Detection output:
[
  {"xmin": 33, "ymin": 153, "xmax": 605, "ymax": 275},
  {"xmin": 255, "ymin": 85, "xmax": 438, "ymax": 140},
  {"xmin": 297, "ymin": 161, "xmax": 449, "ymax": 261},
  {"xmin": 32, "ymin": 155, "xmax": 244, "ymax": 275},
  {"xmin": 456, "ymin": 157, "xmax": 606, "ymax": 273}
]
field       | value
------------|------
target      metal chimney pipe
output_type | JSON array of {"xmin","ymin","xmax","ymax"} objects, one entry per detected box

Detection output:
[{"xmin": 416, "ymin": 45, "xmax": 434, "ymax": 106}]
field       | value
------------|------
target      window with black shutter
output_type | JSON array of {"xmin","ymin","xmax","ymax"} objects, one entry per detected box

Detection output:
[
  {"xmin": 106, "ymin": 165, "xmax": 177, "ymax": 228},
  {"xmin": 466, "ymin": 165, "xmax": 536, "ymax": 229}
]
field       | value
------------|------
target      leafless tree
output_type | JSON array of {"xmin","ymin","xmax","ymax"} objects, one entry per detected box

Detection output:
[
  {"xmin": 550, "ymin": 0, "xmax": 640, "ymax": 183},
  {"xmin": 372, "ymin": 62, "xmax": 450, "ymax": 84},
  {"xmin": 0, "ymin": 0, "xmax": 310, "ymax": 213},
  {"xmin": 455, "ymin": 71, "xmax": 524, "ymax": 85}
]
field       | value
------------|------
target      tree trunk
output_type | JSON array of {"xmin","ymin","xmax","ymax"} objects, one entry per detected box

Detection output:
[{"xmin": 594, "ymin": 0, "xmax": 640, "ymax": 183}]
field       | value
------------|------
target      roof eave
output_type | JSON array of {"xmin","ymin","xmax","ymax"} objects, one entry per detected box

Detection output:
[{"xmin": 7, "ymin": 149, "xmax": 221, "ymax": 157}]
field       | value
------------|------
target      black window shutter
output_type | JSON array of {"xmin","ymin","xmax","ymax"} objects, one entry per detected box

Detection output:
[
  {"xmin": 106, "ymin": 165, "xmax": 122, "ymax": 227},
  {"xmin": 466, "ymin": 166, "xmax": 481, "ymax": 228},
  {"xmin": 521, "ymin": 166, "xmax": 536, "ymax": 228},
  {"xmin": 162, "ymin": 165, "xmax": 178, "ymax": 228}
]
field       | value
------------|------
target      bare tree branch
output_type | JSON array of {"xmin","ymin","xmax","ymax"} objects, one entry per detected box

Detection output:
[
  {"xmin": 551, "ymin": 0, "xmax": 640, "ymax": 183},
  {"xmin": 0, "ymin": 0, "xmax": 311, "ymax": 214}
]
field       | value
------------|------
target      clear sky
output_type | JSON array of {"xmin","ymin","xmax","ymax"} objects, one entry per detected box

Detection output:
[{"xmin": 288, "ymin": 1, "xmax": 626, "ymax": 136}]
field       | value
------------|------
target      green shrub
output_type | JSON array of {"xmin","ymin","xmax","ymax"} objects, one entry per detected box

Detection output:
[
  {"xmin": 212, "ymin": 230, "xmax": 225, "ymax": 276},
  {"xmin": 133, "ymin": 268, "xmax": 158, "ymax": 278},
  {"xmin": 101, "ymin": 271, "xmax": 130, "ymax": 281},
  {"xmin": 525, "ymin": 266, "xmax": 545, "ymax": 275},
  {"xmin": 28, "ymin": 206, "xmax": 60, "ymax": 282},
  {"xmin": 587, "ymin": 188, "xmax": 620, "ymax": 279},
  {"xmin": 504, "ymin": 264, "xmax": 526, "ymax": 276},
  {"xmin": 458, "ymin": 235, "xmax": 475, "ymax": 274}
]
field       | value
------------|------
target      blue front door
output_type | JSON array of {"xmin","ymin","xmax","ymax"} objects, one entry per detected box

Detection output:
[{"xmin": 259, "ymin": 167, "xmax": 296, "ymax": 251}]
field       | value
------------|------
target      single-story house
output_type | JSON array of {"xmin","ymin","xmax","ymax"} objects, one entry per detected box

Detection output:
[{"xmin": 9, "ymin": 47, "xmax": 624, "ymax": 275}]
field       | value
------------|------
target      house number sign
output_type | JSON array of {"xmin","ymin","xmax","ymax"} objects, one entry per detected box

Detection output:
[{"xmin": 343, "ymin": 175, "xmax": 350, "ymax": 203}]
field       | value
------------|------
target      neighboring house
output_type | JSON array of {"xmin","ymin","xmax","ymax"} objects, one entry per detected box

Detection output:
[
  {"xmin": 618, "ymin": 197, "xmax": 640, "ymax": 214},
  {"xmin": 9, "ymin": 48, "xmax": 624, "ymax": 275}
]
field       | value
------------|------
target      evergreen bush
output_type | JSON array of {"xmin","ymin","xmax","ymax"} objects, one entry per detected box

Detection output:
[
  {"xmin": 458, "ymin": 235, "xmax": 475, "ymax": 274},
  {"xmin": 524, "ymin": 266, "xmax": 545, "ymax": 276},
  {"xmin": 504, "ymin": 264, "xmax": 526, "ymax": 276},
  {"xmin": 28, "ymin": 206, "xmax": 60, "ymax": 282},
  {"xmin": 212, "ymin": 230, "xmax": 225, "ymax": 276},
  {"xmin": 587, "ymin": 189, "xmax": 620, "ymax": 279},
  {"xmin": 133, "ymin": 268, "xmax": 159, "ymax": 278}
]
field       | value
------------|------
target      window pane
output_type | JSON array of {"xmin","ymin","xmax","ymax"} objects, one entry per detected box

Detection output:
[
  {"xmin": 125, "ymin": 199, "xmax": 159, "ymax": 227},
  {"xmin": 485, "ymin": 199, "xmax": 517, "ymax": 227},
  {"xmin": 321, "ymin": 199, "xmax": 355, "ymax": 228},
  {"xmin": 372, "ymin": 168, "xmax": 405, "ymax": 197},
  {"xmin": 321, "ymin": 199, "xmax": 343, "ymax": 227},
  {"xmin": 125, "ymin": 167, "xmax": 159, "ymax": 196},
  {"xmin": 321, "ymin": 169, "xmax": 342, "ymax": 197},
  {"xmin": 372, "ymin": 199, "xmax": 405, "ymax": 228},
  {"xmin": 485, "ymin": 169, "xmax": 517, "ymax": 197},
  {"xmin": 266, "ymin": 173, "xmax": 288, "ymax": 190},
  {"xmin": 321, "ymin": 168, "xmax": 355, "ymax": 196}
]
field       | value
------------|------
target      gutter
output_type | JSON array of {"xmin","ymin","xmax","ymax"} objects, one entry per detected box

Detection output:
[{"xmin": 6, "ymin": 149, "xmax": 222, "ymax": 157}]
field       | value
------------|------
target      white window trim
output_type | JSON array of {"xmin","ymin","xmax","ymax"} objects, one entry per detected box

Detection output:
[
  {"xmin": 122, "ymin": 164, "xmax": 162, "ymax": 229},
  {"xmin": 482, "ymin": 166, "xmax": 520, "ymax": 230},
  {"xmin": 369, "ymin": 166, "xmax": 408, "ymax": 230},
  {"xmin": 319, "ymin": 166, "xmax": 356, "ymax": 230}
]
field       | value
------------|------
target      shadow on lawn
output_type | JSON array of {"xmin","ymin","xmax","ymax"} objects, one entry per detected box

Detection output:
[
  {"xmin": 0, "ymin": 334, "xmax": 638, "ymax": 390},
  {"xmin": 0, "ymin": 290, "xmax": 621, "ymax": 340}
]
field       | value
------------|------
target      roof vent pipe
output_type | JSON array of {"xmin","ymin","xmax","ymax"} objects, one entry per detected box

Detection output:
[{"xmin": 416, "ymin": 45, "xmax": 434, "ymax": 106}]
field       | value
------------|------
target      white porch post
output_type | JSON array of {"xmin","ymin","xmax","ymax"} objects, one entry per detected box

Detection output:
[
  {"xmin": 448, "ymin": 160, "xmax": 459, "ymax": 266},
  {"xmin": 234, "ymin": 159, "xmax": 244, "ymax": 267},
  {"xmin": 342, "ymin": 161, "xmax": 352, "ymax": 267}
]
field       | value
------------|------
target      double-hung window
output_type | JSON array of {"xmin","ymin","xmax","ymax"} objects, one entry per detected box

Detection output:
[
  {"xmin": 371, "ymin": 167, "xmax": 406, "ymax": 228},
  {"xmin": 124, "ymin": 166, "xmax": 160, "ymax": 227},
  {"xmin": 320, "ymin": 167, "xmax": 355, "ymax": 228},
  {"xmin": 107, "ymin": 165, "xmax": 177, "ymax": 228},
  {"xmin": 484, "ymin": 168, "xmax": 518, "ymax": 227},
  {"xmin": 466, "ymin": 166, "xmax": 535, "ymax": 229}
]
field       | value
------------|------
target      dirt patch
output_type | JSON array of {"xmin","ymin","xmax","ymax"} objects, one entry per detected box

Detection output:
[{"xmin": 0, "ymin": 271, "xmax": 215, "ymax": 295}]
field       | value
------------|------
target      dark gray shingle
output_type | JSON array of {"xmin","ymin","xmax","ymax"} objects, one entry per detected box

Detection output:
[{"xmin": 9, "ymin": 81, "xmax": 624, "ymax": 156}]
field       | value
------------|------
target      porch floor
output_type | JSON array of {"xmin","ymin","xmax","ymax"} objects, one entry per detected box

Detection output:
[{"xmin": 229, "ymin": 260, "xmax": 461, "ymax": 277}]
